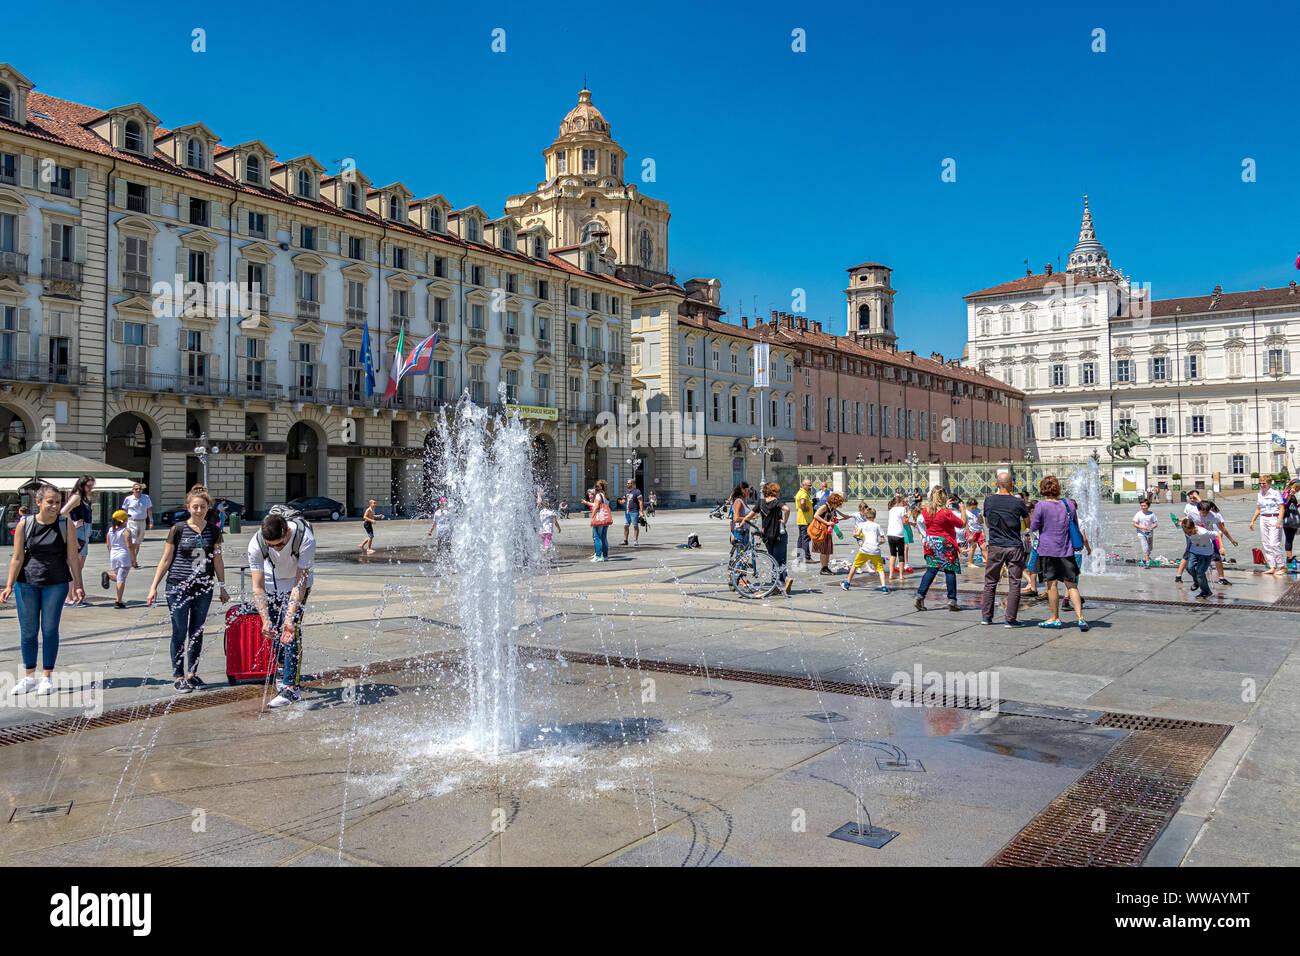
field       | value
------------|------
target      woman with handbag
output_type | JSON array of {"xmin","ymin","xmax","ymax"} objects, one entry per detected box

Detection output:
[
  {"xmin": 588, "ymin": 479, "xmax": 613, "ymax": 563},
  {"xmin": 1030, "ymin": 476, "xmax": 1091, "ymax": 630},
  {"xmin": 60, "ymin": 475, "xmax": 96, "ymax": 607},
  {"xmin": 809, "ymin": 493, "xmax": 848, "ymax": 576},
  {"xmin": 914, "ymin": 487, "xmax": 965, "ymax": 611}
]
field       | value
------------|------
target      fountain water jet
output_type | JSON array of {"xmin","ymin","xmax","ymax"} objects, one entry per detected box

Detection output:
[
  {"xmin": 427, "ymin": 395, "xmax": 542, "ymax": 754},
  {"xmin": 1068, "ymin": 457, "xmax": 1109, "ymax": 576}
]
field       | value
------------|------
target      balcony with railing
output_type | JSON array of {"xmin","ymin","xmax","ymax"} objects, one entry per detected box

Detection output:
[
  {"xmin": 2, "ymin": 359, "xmax": 88, "ymax": 386},
  {"xmin": 607, "ymin": 350, "xmax": 627, "ymax": 367},
  {"xmin": 566, "ymin": 408, "xmax": 597, "ymax": 424},
  {"xmin": 566, "ymin": 344, "xmax": 586, "ymax": 363},
  {"xmin": 587, "ymin": 348, "xmax": 607, "ymax": 365},
  {"xmin": 0, "ymin": 168, "xmax": 15, "ymax": 186},
  {"xmin": 431, "ymin": 321, "xmax": 449, "ymax": 339},
  {"xmin": 535, "ymin": 337, "xmax": 552, "ymax": 356},
  {"xmin": 0, "ymin": 250, "xmax": 26, "ymax": 277},
  {"xmin": 247, "ymin": 291, "xmax": 270, "ymax": 316},
  {"xmin": 468, "ymin": 326, "xmax": 486, "ymax": 344},
  {"xmin": 126, "ymin": 192, "xmax": 149, "ymax": 213},
  {"xmin": 291, "ymin": 385, "xmax": 342, "ymax": 405},
  {"xmin": 345, "ymin": 307, "xmax": 366, "ymax": 328},
  {"xmin": 51, "ymin": 181, "xmax": 73, "ymax": 198},
  {"xmin": 42, "ymin": 259, "xmax": 81, "ymax": 283},
  {"xmin": 108, "ymin": 370, "xmax": 216, "ymax": 395},
  {"xmin": 503, "ymin": 332, "xmax": 520, "ymax": 351},
  {"xmin": 233, "ymin": 378, "xmax": 282, "ymax": 400},
  {"xmin": 122, "ymin": 271, "xmax": 152, "ymax": 294},
  {"xmin": 296, "ymin": 299, "xmax": 320, "ymax": 320}
]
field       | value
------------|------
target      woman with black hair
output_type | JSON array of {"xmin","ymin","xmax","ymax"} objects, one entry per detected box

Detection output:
[{"xmin": 60, "ymin": 475, "xmax": 95, "ymax": 607}]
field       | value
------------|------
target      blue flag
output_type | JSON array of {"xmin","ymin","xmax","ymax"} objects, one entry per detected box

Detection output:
[{"xmin": 361, "ymin": 316, "xmax": 376, "ymax": 398}]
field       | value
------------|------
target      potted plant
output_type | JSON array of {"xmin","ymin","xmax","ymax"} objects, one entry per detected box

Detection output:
[
  {"xmin": 1251, "ymin": 471, "xmax": 1260, "ymax": 490},
  {"xmin": 1170, "ymin": 473, "xmax": 1182, "ymax": 491}
]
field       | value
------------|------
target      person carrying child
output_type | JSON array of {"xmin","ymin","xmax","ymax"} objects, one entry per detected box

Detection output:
[{"xmin": 842, "ymin": 503, "xmax": 888, "ymax": 592}]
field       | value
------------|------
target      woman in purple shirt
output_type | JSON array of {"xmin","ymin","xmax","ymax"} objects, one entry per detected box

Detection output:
[{"xmin": 1029, "ymin": 475, "xmax": 1091, "ymax": 630}]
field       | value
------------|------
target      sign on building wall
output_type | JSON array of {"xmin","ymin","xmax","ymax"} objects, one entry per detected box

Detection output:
[
  {"xmin": 508, "ymin": 405, "xmax": 559, "ymax": 421},
  {"xmin": 325, "ymin": 444, "xmax": 423, "ymax": 459}
]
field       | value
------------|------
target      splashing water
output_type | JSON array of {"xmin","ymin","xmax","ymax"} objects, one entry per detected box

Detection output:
[
  {"xmin": 427, "ymin": 393, "xmax": 541, "ymax": 754},
  {"xmin": 1069, "ymin": 458, "xmax": 1109, "ymax": 576}
]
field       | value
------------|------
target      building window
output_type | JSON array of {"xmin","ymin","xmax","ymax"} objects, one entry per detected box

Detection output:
[
  {"xmin": 348, "ymin": 236, "xmax": 363, "ymax": 260},
  {"xmin": 1267, "ymin": 348, "xmax": 1288, "ymax": 375},
  {"xmin": 467, "ymin": 218, "xmax": 481, "ymax": 242},
  {"xmin": 246, "ymin": 154, "xmax": 262, "ymax": 184},
  {"xmin": 1083, "ymin": 417, "xmax": 1096, "ymax": 439},
  {"xmin": 582, "ymin": 149, "xmax": 596, "ymax": 173},
  {"xmin": 471, "ymin": 265, "xmax": 484, "ymax": 285},
  {"xmin": 248, "ymin": 212, "xmax": 266, "ymax": 238},
  {"xmin": 1051, "ymin": 364, "xmax": 1065, "ymax": 387},
  {"xmin": 126, "ymin": 182, "xmax": 148, "ymax": 213},
  {"xmin": 470, "ymin": 364, "xmax": 486, "ymax": 404},
  {"xmin": 1193, "ymin": 453, "xmax": 1207, "ymax": 475},
  {"xmin": 1186, "ymin": 354, "xmax": 1200, "ymax": 379},
  {"xmin": 1228, "ymin": 403, "xmax": 1245, "ymax": 432},
  {"xmin": 731, "ymin": 395, "xmax": 739, "ymax": 424},
  {"xmin": 392, "ymin": 246, "xmax": 407, "ymax": 270},
  {"xmin": 186, "ymin": 138, "xmax": 205, "ymax": 169},
  {"xmin": 1227, "ymin": 348, "xmax": 1243, "ymax": 377},
  {"xmin": 1270, "ymin": 400, "xmax": 1286, "ymax": 430},
  {"xmin": 1190, "ymin": 413, "xmax": 1206, "ymax": 434},
  {"xmin": 556, "ymin": 151, "xmax": 567, "ymax": 174},
  {"xmin": 345, "ymin": 183, "xmax": 360, "ymax": 211},
  {"xmin": 300, "ymin": 225, "xmax": 316, "ymax": 250},
  {"xmin": 471, "ymin": 304, "xmax": 485, "ymax": 330},
  {"xmin": 1151, "ymin": 356, "xmax": 1168, "ymax": 381},
  {"xmin": 1081, "ymin": 362, "xmax": 1095, "ymax": 385},
  {"xmin": 639, "ymin": 230, "xmax": 652, "ymax": 269},
  {"xmin": 124, "ymin": 120, "xmax": 145, "ymax": 153},
  {"xmin": 187, "ymin": 196, "xmax": 208, "ymax": 226},
  {"xmin": 729, "ymin": 350, "xmax": 738, "ymax": 373},
  {"xmin": 1115, "ymin": 358, "xmax": 1132, "ymax": 383},
  {"xmin": 297, "ymin": 169, "xmax": 312, "ymax": 197},
  {"xmin": 1231, "ymin": 454, "xmax": 1246, "ymax": 475},
  {"xmin": 388, "ymin": 195, "xmax": 401, "ymax": 221},
  {"xmin": 0, "ymin": 85, "xmax": 11, "ymax": 120},
  {"xmin": 881, "ymin": 406, "xmax": 890, "ymax": 438},
  {"xmin": 1154, "ymin": 415, "xmax": 1168, "ymax": 435},
  {"xmin": 504, "ymin": 368, "xmax": 519, "ymax": 403}
]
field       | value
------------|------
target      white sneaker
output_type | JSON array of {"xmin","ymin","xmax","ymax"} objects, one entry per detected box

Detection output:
[
  {"xmin": 9, "ymin": 676, "xmax": 38, "ymax": 695},
  {"xmin": 268, "ymin": 687, "xmax": 300, "ymax": 708},
  {"xmin": 589, "ymin": 555, "xmax": 600, "ymax": 562},
  {"xmin": 36, "ymin": 677, "xmax": 54, "ymax": 696}
]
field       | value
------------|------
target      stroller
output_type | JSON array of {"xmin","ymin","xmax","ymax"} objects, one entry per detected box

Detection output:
[{"xmin": 708, "ymin": 500, "xmax": 729, "ymax": 520}]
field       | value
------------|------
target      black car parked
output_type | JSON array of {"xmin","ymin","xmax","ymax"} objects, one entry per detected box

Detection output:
[{"xmin": 287, "ymin": 497, "xmax": 347, "ymax": 521}]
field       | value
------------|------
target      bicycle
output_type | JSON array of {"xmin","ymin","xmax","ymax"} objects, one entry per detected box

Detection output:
[{"xmin": 727, "ymin": 523, "xmax": 781, "ymax": 599}]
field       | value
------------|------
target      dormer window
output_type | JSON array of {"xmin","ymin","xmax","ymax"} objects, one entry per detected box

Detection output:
[
  {"xmin": 345, "ymin": 183, "xmax": 360, "ymax": 211},
  {"xmin": 388, "ymin": 195, "xmax": 402, "ymax": 221},
  {"xmin": 430, "ymin": 207, "xmax": 443, "ymax": 232},
  {"xmin": 246, "ymin": 154, "xmax": 262, "ymax": 184},
  {"xmin": 186, "ymin": 138, "xmax": 204, "ymax": 169},
  {"xmin": 124, "ymin": 120, "xmax": 145, "ymax": 153},
  {"xmin": 297, "ymin": 169, "xmax": 312, "ymax": 198},
  {"xmin": 0, "ymin": 85, "xmax": 12, "ymax": 120},
  {"xmin": 502, "ymin": 230, "xmax": 514, "ymax": 253},
  {"xmin": 533, "ymin": 237, "xmax": 546, "ymax": 259},
  {"xmin": 467, "ymin": 218, "xmax": 480, "ymax": 242}
]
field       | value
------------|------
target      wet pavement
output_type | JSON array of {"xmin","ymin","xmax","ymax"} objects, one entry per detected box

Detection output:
[{"xmin": 0, "ymin": 496, "xmax": 1296, "ymax": 865}]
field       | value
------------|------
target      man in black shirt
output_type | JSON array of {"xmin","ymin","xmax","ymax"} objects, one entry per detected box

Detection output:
[
  {"xmin": 980, "ymin": 474, "xmax": 1030, "ymax": 626},
  {"xmin": 618, "ymin": 479, "xmax": 643, "ymax": 546}
]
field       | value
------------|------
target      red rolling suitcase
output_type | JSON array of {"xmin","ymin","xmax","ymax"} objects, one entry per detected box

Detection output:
[{"xmin": 224, "ymin": 606, "xmax": 272, "ymax": 684}]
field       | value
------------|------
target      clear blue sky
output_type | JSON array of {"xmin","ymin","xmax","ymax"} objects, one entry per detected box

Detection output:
[{"xmin": 12, "ymin": 0, "xmax": 1299, "ymax": 355}]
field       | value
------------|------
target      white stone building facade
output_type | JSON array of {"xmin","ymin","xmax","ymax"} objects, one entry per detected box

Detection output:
[{"xmin": 964, "ymin": 198, "xmax": 1299, "ymax": 489}]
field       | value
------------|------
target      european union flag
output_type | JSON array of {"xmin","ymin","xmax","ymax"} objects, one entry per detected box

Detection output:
[{"xmin": 362, "ymin": 316, "xmax": 376, "ymax": 398}]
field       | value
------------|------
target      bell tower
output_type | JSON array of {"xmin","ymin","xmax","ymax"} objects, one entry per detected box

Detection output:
[{"xmin": 845, "ymin": 262, "xmax": 897, "ymax": 348}]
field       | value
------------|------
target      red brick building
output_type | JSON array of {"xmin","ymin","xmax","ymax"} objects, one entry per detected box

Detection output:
[{"xmin": 763, "ymin": 311, "xmax": 1026, "ymax": 466}]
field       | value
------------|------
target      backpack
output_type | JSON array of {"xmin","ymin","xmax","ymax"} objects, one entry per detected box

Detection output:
[
  {"xmin": 686, "ymin": 532, "xmax": 700, "ymax": 549},
  {"xmin": 1284, "ymin": 494, "xmax": 1300, "ymax": 530},
  {"xmin": 253, "ymin": 504, "xmax": 313, "ymax": 563}
]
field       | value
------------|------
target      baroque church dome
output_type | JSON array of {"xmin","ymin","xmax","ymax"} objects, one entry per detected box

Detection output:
[{"xmin": 557, "ymin": 89, "xmax": 612, "ymax": 141}]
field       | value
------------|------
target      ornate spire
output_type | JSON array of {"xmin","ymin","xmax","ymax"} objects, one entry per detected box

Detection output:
[{"xmin": 1066, "ymin": 194, "xmax": 1111, "ymax": 275}]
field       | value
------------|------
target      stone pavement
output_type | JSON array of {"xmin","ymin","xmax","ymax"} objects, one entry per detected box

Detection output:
[{"xmin": 0, "ymin": 496, "xmax": 1296, "ymax": 865}]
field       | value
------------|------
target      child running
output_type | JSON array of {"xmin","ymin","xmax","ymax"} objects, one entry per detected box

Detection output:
[
  {"xmin": 842, "ymin": 503, "xmax": 888, "ymax": 592},
  {"xmin": 360, "ymin": 500, "xmax": 384, "ymax": 554},
  {"xmin": 885, "ymin": 493, "xmax": 910, "ymax": 583},
  {"xmin": 1200, "ymin": 501, "xmax": 1237, "ymax": 586},
  {"xmin": 1133, "ymin": 498, "xmax": 1158, "ymax": 566},
  {"xmin": 105, "ymin": 509, "xmax": 134, "ymax": 609},
  {"xmin": 1181, "ymin": 517, "xmax": 1216, "ymax": 600}
]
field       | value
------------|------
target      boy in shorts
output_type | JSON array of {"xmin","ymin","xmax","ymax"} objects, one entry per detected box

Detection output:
[
  {"xmin": 964, "ymin": 498, "xmax": 985, "ymax": 566},
  {"xmin": 842, "ymin": 504, "xmax": 888, "ymax": 592}
]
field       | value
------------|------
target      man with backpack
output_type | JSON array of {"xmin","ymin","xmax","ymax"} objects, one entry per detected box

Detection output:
[{"xmin": 247, "ymin": 506, "xmax": 316, "ymax": 708}]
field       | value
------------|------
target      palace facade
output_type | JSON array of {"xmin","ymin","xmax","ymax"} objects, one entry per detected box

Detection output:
[{"xmin": 964, "ymin": 197, "xmax": 1299, "ymax": 487}]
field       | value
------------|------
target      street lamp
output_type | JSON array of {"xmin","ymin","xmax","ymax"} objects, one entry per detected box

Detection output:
[
  {"xmin": 625, "ymin": 448, "xmax": 643, "ymax": 486},
  {"xmin": 193, "ymin": 432, "xmax": 220, "ymax": 487},
  {"xmin": 905, "ymin": 450, "xmax": 919, "ymax": 496},
  {"xmin": 750, "ymin": 435, "xmax": 778, "ymax": 484}
]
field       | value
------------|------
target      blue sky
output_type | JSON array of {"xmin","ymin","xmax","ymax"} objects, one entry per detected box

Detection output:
[{"xmin": 11, "ymin": 0, "xmax": 1299, "ymax": 354}]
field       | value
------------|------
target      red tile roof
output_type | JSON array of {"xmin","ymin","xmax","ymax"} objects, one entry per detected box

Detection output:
[
  {"xmin": 964, "ymin": 271, "xmax": 1109, "ymax": 299},
  {"xmin": 846, "ymin": 262, "xmax": 891, "ymax": 271},
  {"xmin": 1146, "ymin": 285, "xmax": 1300, "ymax": 317}
]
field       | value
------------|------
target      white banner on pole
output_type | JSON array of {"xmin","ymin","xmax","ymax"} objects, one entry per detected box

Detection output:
[{"xmin": 753, "ymin": 342, "xmax": 770, "ymax": 387}]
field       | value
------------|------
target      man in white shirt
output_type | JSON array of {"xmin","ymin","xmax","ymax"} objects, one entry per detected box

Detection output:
[
  {"xmin": 248, "ymin": 512, "xmax": 316, "ymax": 707},
  {"xmin": 121, "ymin": 483, "xmax": 153, "ymax": 569},
  {"xmin": 1249, "ymin": 475, "xmax": 1286, "ymax": 574}
]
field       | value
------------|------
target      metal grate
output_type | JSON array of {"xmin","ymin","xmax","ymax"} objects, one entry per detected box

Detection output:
[
  {"xmin": 987, "ymin": 719, "xmax": 1230, "ymax": 867},
  {"xmin": 957, "ymin": 584, "xmax": 1300, "ymax": 613}
]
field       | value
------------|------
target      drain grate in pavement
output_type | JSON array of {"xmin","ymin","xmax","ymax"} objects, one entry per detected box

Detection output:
[
  {"xmin": 805, "ymin": 712, "xmax": 848, "ymax": 723},
  {"xmin": 876, "ymin": 757, "xmax": 925, "ymax": 772},
  {"xmin": 9, "ymin": 802, "xmax": 72, "ymax": 822},
  {"xmin": 987, "ymin": 719, "xmax": 1230, "ymax": 867}
]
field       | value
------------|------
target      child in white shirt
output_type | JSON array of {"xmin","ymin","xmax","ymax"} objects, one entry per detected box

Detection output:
[
  {"xmin": 105, "ymin": 509, "xmax": 135, "ymax": 608},
  {"xmin": 843, "ymin": 504, "xmax": 888, "ymax": 592},
  {"xmin": 1181, "ymin": 517, "xmax": 1215, "ymax": 599},
  {"xmin": 539, "ymin": 502, "xmax": 560, "ymax": 552},
  {"xmin": 1133, "ymin": 500, "xmax": 1158, "ymax": 565}
]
